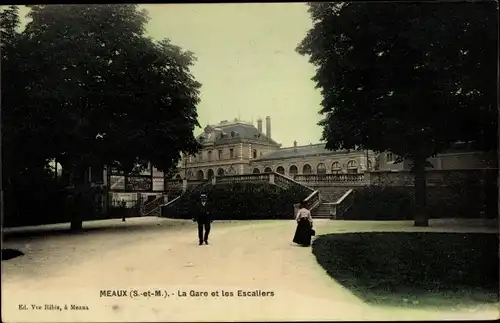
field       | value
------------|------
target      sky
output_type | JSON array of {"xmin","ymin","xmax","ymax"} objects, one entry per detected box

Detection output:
[{"xmin": 17, "ymin": 4, "xmax": 324, "ymax": 148}]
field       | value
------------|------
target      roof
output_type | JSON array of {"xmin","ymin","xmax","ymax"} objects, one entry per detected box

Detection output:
[
  {"xmin": 197, "ymin": 119, "xmax": 280, "ymax": 146},
  {"xmin": 257, "ymin": 143, "xmax": 346, "ymax": 160}
]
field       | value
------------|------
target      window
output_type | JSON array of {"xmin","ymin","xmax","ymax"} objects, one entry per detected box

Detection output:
[
  {"xmin": 302, "ymin": 164, "xmax": 312, "ymax": 174},
  {"xmin": 276, "ymin": 166, "xmax": 285, "ymax": 175},
  {"xmin": 289, "ymin": 165, "xmax": 298, "ymax": 176},
  {"xmin": 387, "ymin": 152, "xmax": 394, "ymax": 163},
  {"xmin": 208, "ymin": 151, "xmax": 212, "ymax": 161},
  {"xmin": 197, "ymin": 153, "xmax": 203, "ymax": 162},
  {"xmin": 264, "ymin": 167, "xmax": 272, "ymax": 173},
  {"xmin": 253, "ymin": 149, "xmax": 257, "ymax": 159},
  {"xmin": 331, "ymin": 161, "xmax": 341, "ymax": 174},
  {"xmin": 218, "ymin": 150, "xmax": 223, "ymax": 160},
  {"xmin": 253, "ymin": 168, "xmax": 260, "ymax": 174},
  {"xmin": 230, "ymin": 148, "xmax": 234, "ymax": 159},
  {"xmin": 346, "ymin": 160, "xmax": 358, "ymax": 174},
  {"xmin": 316, "ymin": 163, "xmax": 326, "ymax": 175},
  {"xmin": 260, "ymin": 152, "xmax": 263, "ymax": 157}
]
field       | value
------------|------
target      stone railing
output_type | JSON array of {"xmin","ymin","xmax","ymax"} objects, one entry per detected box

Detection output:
[
  {"xmin": 294, "ymin": 173, "xmax": 366, "ymax": 184},
  {"xmin": 162, "ymin": 195, "xmax": 182, "ymax": 208},
  {"xmin": 324, "ymin": 189, "xmax": 354, "ymax": 220},
  {"xmin": 141, "ymin": 195, "xmax": 165, "ymax": 216},
  {"xmin": 303, "ymin": 190, "xmax": 321, "ymax": 210},
  {"xmin": 366, "ymin": 169, "xmax": 498, "ymax": 187},
  {"xmin": 274, "ymin": 172, "xmax": 315, "ymax": 193},
  {"xmin": 215, "ymin": 173, "xmax": 271, "ymax": 184}
]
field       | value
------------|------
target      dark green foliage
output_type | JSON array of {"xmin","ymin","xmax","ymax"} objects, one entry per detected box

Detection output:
[
  {"xmin": 297, "ymin": 2, "xmax": 498, "ymax": 226},
  {"xmin": 298, "ymin": 2, "xmax": 497, "ymax": 156},
  {"xmin": 1, "ymin": 5, "xmax": 202, "ymax": 228},
  {"xmin": 163, "ymin": 183, "xmax": 310, "ymax": 220},
  {"xmin": 346, "ymin": 184, "xmax": 497, "ymax": 220},
  {"xmin": 346, "ymin": 186, "xmax": 414, "ymax": 221},
  {"xmin": 313, "ymin": 232, "xmax": 499, "ymax": 307}
]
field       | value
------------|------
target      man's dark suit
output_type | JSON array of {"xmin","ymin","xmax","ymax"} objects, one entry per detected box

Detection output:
[{"xmin": 193, "ymin": 202, "xmax": 212, "ymax": 243}]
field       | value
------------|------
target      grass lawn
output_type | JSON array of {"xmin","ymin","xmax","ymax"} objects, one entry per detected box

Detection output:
[{"xmin": 312, "ymin": 232, "xmax": 499, "ymax": 309}]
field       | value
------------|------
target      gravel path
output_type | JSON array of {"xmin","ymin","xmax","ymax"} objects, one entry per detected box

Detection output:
[{"xmin": 2, "ymin": 217, "xmax": 498, "ymax": 322}]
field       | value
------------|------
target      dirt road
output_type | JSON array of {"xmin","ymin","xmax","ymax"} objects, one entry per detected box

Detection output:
[{"xmin": 2, "ymin": 218, "xmax": 498, "ymax": 321}]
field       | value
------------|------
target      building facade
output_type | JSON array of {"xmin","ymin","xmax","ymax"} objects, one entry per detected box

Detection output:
[
  {"xmin": 173, "ymin": 117, "xmax": 377, "ymax": 179},
  {"xmin": 377, "ymin": 142, "xmax": 497, "ymax": 171}
]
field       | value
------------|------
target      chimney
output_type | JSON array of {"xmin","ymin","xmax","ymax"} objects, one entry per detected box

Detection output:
[
  {"xmin": 265, "ymin": 116, "xmax": 271, "ymax": 138},
  {"xmin": 257, "ymin": 118, "xmax": 263, "ymax": 133}
]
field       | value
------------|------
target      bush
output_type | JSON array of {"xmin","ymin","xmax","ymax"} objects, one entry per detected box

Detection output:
[
  {"xmin": 312, "ymin": 232, "xmax": 499, "ymax": 307},
  {"xmin": 345, "ymin": 186, "xmax": 414, "ymax": 220},
  {"xmin": 162, "ymin": 182, "xmax": 310, "ymax": 220},
  {"xmin": 345, "ymin": 183, "xmax": 498, "ymax": 221}
]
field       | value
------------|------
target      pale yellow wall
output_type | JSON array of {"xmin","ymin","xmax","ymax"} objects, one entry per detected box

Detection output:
[
  {"xmin": 378, "ymin": 151, "xmax": 496, "ymax": 171},
  {"xmin": 249, "ymin": 151, "xmax": 376, "ymax": 176}
]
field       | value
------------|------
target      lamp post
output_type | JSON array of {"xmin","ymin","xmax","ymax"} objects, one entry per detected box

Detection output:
[{"xmin": 366, "ymin": 149, "xmax": 370, "ymax": 171}]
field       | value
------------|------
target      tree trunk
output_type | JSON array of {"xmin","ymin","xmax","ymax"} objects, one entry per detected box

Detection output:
[
  {"xmin": 69, "ymin": 164, "xmax": 88, "ymax": 232},
  {"xmin": 413, "ymin": 156, "xmax": 429, "ymax": 227}
]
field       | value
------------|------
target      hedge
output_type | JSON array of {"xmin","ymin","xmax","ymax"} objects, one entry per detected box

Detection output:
[
  {"xmin": 344, "ymin": 184, "xmax": 498, "ymax": 221},
  {"xmin": 162, "ymin": 182, "xmax": 311, "ymax": 220}
]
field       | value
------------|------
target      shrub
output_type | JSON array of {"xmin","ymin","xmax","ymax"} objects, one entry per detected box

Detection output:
[
  {"xmin": 345, "ymin": 186, "xmax": 414, "ymax": 220},
  {"xmin": 312, "ymin": 232, "xmax": 499, "ymax": 307},
  {"xmin": 162, "ymin": 182, "xmax": 310, "ymax": 220},
  {"xmin": 345, "ymin": 183, "xmax": 498, "ymax": 221}
]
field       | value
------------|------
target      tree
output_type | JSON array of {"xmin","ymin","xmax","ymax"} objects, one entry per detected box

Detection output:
[
  {"xmin": 297, "ymin": 2, "xmax": 497, "ymax": 226},
  {"xmin": 3, "ymin": 5, "xmax": 202, "ymax": 230}
]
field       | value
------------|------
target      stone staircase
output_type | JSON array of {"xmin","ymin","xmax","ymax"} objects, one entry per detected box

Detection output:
[
  {"xmin": 309, "ymin": 189, "xmax": 352, "ymax": 219},
  {"xmin": 311, "ymin": 202, "xmax": 332, "ymax": 219},
  {"xmin": 160, "ymin": 173, "xmax": 357, "ymax": 220}
]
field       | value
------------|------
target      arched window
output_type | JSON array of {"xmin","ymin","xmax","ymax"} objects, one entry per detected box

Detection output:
[
  {"xmin": 276, "ymin": 166, "xmax": 285, "ymax": 175},
  {"xmin": 253, "ymin": 149, "xmax": 257, "ymax": 159},
  {"xmin": 186, "ymin": 170, "xmax": 193, "ymax": 179},
  {"xmin": 331, "ymin": 161, "xmax": 341, "ymax": 174},
  {"xmin": 196, "ymin": 170, "xmax": 204, "ymax": 180},
  {"xmin": 217, "ymin": 168, "xmax": 225, "ymax": 177},
  {"xmin": 367, "ymin": 160, "xmax": 372, "ymax": 170},
  {"xmin": 302, "ymin": 164, "xmax": 312, "ymax": 174},
  {"xmin": 289, "ymin": 165, "xmax": 298, "ymax": 177},
  {"xmin": 347, "ymin": 160, "xmax": 358, "ymax": 174},
  {"xmin": 207, "ymin": 169, "xmax": 214, "ymax": 179},
  {"xmin": 175, "ymin": 174, "xmax": 182, "ymax": 179},
  {"xmin": 208, "ymin": 151, "xmax": 213, "ymax": 161},
  {"xmin": 253, "ymin": 168, "xmax": 261, "ymax": 174},
  {"xmin": 264, "ymin": 167, "xmax": 272, "ymax": 173},
  {"xmin": 316, "ymin": 163, "xmax": 326, "ymax": 175}
]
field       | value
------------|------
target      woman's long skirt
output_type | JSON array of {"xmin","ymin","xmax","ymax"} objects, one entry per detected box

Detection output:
[{"xmin": 293, "ymin": 218, "xmax": 312, "ymax": 246}]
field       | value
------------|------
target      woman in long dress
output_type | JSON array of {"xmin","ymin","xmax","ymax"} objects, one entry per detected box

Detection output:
[{"xmin": 293, "ymin": 202, "xmax": 314, "ymax": 247}]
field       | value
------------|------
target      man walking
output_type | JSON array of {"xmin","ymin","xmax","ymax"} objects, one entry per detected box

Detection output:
[{"xmin": 193, "ymin": 193, "xmax": 212, "ymax": 245}]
